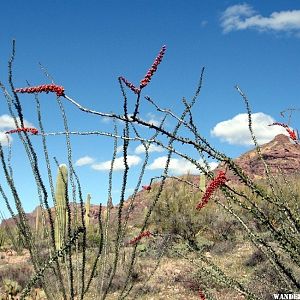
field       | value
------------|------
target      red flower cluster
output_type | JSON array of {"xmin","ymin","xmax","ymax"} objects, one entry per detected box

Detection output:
[
  {"xmin": 198, "ymin": 289, "xmax": 206, "ymax": 300},
  {"xmin": 196, "ymin": 171, "xmax": 227, "ymax": 210},
  {"xmin": 128, "ymin": 230, "xmax": 152, "ymax": 245},
  {"xmin": 268, "ymin": 123, "xmax": 298, "ymax": 142},
  {"xmin": 142, "ymin": 185, "xmax": 151, "ymax": 191},
  {"xmin": 5, "ymin": 127, "xmax": 38, "ymax": 135},
  {"xmin": 120, "ymin": 45, "xmax": 166, "ymax": 94},
  {"xmin": 286, "ymin": 128, "xmax": 297, "ymax": 141},
  {"xmin": 119, "ymin": 77, "xmax": 140, "ymax": 94},
  {"xmin": 140, "ymin": 45, "xmax": 166, "ymax": 89},
  {"xmin": 15, "ymin": 84, "xmax": 65, "ymax": 97}
]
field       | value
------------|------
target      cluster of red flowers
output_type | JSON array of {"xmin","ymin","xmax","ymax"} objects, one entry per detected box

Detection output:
[
  {"xmin": 286, "ymin": 128, "xmax": 297, "ymax": 141},
  {"xmin": 15, "ymin": 84, "xmax": 65, "ymax": 97},
  {"xmin": 198, "ymin": 289, "xmax": 206, "ymax": 300},
  {"xmin": 119, "ymin": 77, "xmax": 140, "ymax": 94},
  {"xmin": 5, "ymin": 127, "xmax": 38, "ymax": 135},
  {"xmin": 120, "ymin": 45, "xmax": 166, "ymax": 94},
  {"xmin": 196, "ymin": 170, "xmax": 227, "ymax": 210},
  {"xmin": 268, "ymin": 123, "xmax": 298, "ymax": 142},
  {"xmin": 140, "ymin": 45, "xmax": 166, "ymax": 89},
  {"xmin": 142, "ymin": 185, "xmax": 151, "ymax": 191},
  {"xmin": 128, "ymin": 230, "xmax": 152, "ymax": 245}
]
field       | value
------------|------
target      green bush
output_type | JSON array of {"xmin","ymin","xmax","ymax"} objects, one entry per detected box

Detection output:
[{"xmin": 150, "ymin": 175, "xmax": 207, "ymax": 250}]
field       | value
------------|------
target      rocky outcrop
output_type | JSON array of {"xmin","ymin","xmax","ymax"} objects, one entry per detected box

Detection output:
[{"xmin": 214, "ymin": 134, "xmax": 300, "ymax": 182}]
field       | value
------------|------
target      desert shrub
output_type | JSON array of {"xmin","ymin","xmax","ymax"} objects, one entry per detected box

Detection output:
[
  {"xmin": 150, "ymin": 175, "xmax": 206, "ymax": 251},
  {"xmin": 0, "ymin": 265, "xmax": 37, "ymax": 289},
  {"xmin": 247, "ymin": 263, "xmax": 289, "ymax": 299},
  {"xmin": 244, "ymin": 250, "xmax": 266, "ymax": 267},
  {"xmin": 195, "ymin": 236, "xmax": 214, "ymax": 252},
  {"xmin": 99, "ymin": 255, "xmax": 143, "ymax": 294},
  {"xmin": 2, "ymin": 279, "xmax": 21, "ymax": 298},
  {"xmin": 211, "ymin": 240, "xmax": 237, "ymax": 255},
  {"xmin": 132, "ymin": 283, "xmax": 161, "ymax": 298},
  {"xmin": 210, "ymin": 216, "xmax": 240, "ymax": 242},
  {"xmin": 0, "ymin": 228, "xmax": 7, "ymax": 249}
]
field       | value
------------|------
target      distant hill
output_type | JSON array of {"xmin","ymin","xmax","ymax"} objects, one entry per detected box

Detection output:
[{"xmin": 1, "ymin": 133, "xmax": 299, "ymax": 229}]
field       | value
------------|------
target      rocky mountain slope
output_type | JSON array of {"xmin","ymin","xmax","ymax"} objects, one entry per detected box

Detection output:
[{"xmin": 215, "ymin": 133, "xmax": 300, "ymax": 183}]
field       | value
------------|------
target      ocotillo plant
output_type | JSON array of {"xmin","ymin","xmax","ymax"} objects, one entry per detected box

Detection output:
[
  {"xmin": 54, "ymin": 164, "xmax": 68, "ymax": 251},
  {"xmin": 0, "ymin": 41, "xmax": 299, "ymax": 299}
]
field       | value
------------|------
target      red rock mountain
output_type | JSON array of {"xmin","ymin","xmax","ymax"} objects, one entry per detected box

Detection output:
[{"xmin": 215, "ymin": 133, "xmax": 300, "ymax": 183}]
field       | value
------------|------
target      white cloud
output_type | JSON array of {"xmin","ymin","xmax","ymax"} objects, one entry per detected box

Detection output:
[
  {"xmin": 0, "ymin": 115, "xmax": 34, "ymax": 146},
  {"xmin": 221, "ymin": 4, "xmax": 300, "ymax": 35},
  {"xmin": 210, "ymin": 112, "xmax": 288, "ymax": 146},
  {"xmin": 91, "ymin": 155, "xmax": 141, "ymax": 171},
  {"xmin": 134, "ymin": 143, "xmax": 164, "ymax": 154},
  {"xmin": 209, "ymin": 162, "xmax": 219, "ymax": 170},
  {"xmin": 147, "ymin": 156, "xmax": 218, "ymax": 175},
  {"xmin": 146, "ymin": 113, "xmax": 163, "ymax": 126},
  {"xmin": 0, "ymin": 132, "xmax": 12, "ymax": 146},
  {"xmin": 148, "ymin": 119, "xmax": 160, "ymax": 126},
  {"xmin": 100, "ymin": 117, "xmax": 111, "ymax": 123},
  {"xmin": 116, "ymin": 146, "xmax": 123, "ymax": 154},
  {"xmin": 75, "ymin": 156, "xmax": 95, "ymax": 167},
  {"xmin": 0, "ymin": 114, "xmax": 33, "ymax": 130}
]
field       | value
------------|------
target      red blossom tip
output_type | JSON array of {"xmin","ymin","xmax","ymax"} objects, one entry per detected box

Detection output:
[
  {"xmin": 268, "ymin": 122, "xmax": 298, "ymax": 142},
  {"xmin": 286, "ymin": 128, "xmax": 297, "ymax": 141},
  {"xmin": 196, "ymin": 170, "xmax": 227, "ymax": 210},
  {"xmin": 119, "ymin": 76, "xmax": 140, "ymax": 94},
  {"xmin": 5, "ymin": 127, "xmax": 39, "ymax": 135},
  {"xmin": 128, "ymin": 230, "xmax": 152, "ymax": 245},
  {"xmin": 15, "ymin": 84, "xmax": 65, "ymax": 97},
  {"xmin": 139, "ymin": 45, "xmax": 166, "ymax": 89},
  {"xmin": 198, "ymin": 289, "xmax": 206, "ymax": 300},
  {"xmin": 142, "ymin": 185, "xmax": 151, "ymax": 191}
]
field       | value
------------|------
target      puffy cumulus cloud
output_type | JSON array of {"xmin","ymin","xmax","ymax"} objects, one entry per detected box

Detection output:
[
  {"xmin": 146, "ymin": 113, "xmax": 161, "ymax": 126},
  {"xmin": 208, "ymin": 161, "xmax": 220, "ymax": 171},
  {"xmin": 116, "ymin": 146, "xmax": 123, "ymax": 154},
  {"xmin": 0, "ymin": 114, "xmax": 33, "ymax": 130},
  {"xmin": 221, "ymin": 4, "xmax": 300, "ymax": 35},
  {"xmin": 0, "ymin": 132, "xmax": 12, "ymax": 146},
  {"xmin": 147, "ymin": 156, "xmax": 218, "ymax": 175},
  {"xmin": 134, "ymin": 143, "xmax": 164, "ymax": 154},
  {"xmin": 91, "ymin": 155, "xmax": 141, "ymax": 171},
  {"xmin": 100, "ymin": 117, "xmax": 111, "ymax": 123},
  {"xmin": 147, "ymin": 119, "xmax": 160, "ymax": 126},
  {"xmin": 210, "ymin": 112, "xmax": 288, "ymax": 146},
  {"xmin": 75, "ymin": 156, "xmax": 95, "ymax": 167}
]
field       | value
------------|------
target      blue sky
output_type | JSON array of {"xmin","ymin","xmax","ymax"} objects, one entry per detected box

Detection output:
[{"xmin": 0, "ymin": 0, "xmax": 299, "ymax": 215}]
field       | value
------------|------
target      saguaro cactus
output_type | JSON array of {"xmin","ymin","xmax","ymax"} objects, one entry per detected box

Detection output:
[
  {"xmin": 35, "ymin": 205, "xmax": 41, "ymax": 237},
  {"xmin": 54, "ymin": 164, "xmax": 68, "ymax": 251},
  {"xmin": 199, "ymin": 174, "xmax": 206, "ymax": 194},
  {"xmin": 85, "ymin": 194, "xmax": 91, "ymax": 228}
]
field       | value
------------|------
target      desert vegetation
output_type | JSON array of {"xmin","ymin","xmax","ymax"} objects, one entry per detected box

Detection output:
[{"xmin": 0, "ymin": 41, "xmax": 299, "ymax": 299}]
